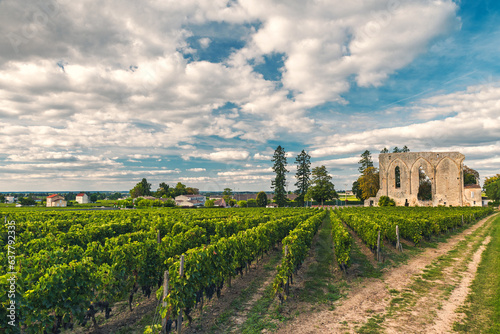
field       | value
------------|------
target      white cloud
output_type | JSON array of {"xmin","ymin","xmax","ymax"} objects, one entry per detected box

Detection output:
[
  {"xmin": 184, "ymin": 149, "xmax": 250, "ymax": 161},
  {"xmin": 186, "ymin": 168, "xmax": 206, "ymax": 172}
]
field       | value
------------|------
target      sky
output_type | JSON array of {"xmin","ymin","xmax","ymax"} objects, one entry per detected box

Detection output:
[{"xmin": 0, "ymin": 0, "xmax": 499, "ymax": 192}]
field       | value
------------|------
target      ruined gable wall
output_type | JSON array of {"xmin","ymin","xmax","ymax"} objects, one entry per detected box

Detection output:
[{"xmin": 374, "ymin": 152, "xmax": 465, "ymax": 207}]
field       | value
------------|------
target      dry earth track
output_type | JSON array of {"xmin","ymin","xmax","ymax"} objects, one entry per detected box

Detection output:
[{"xmin": 276, "ymin": 212, "xmax": 499, "ymax": 334}]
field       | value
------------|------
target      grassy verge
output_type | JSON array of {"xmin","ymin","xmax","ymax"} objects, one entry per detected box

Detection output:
[
  {"xmin": 297, "ymin": 215, "xmax": 343, "ymax": 305},
  {"xmin": 356, "ymin": 213, "xmax": 496, "ymax": 334},
  {"xmin": 453, "ymin": 214, "xmax": 500, "ymax": 334},
  {"xmin": 207, "ymin": 249, "xmax": 283, "ymax": 334}
]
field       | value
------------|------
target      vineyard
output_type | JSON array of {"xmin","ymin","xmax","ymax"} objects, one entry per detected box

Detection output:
[{"xmin": 0, "ymin": 205, "xmax": 495, "ymax": 333}]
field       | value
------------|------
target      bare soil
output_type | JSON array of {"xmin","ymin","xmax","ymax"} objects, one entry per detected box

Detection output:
[{"xmin": 275, "ymin": 212, "xmax": 498, "ymax": 334}]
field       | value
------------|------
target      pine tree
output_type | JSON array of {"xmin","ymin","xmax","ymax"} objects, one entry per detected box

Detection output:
[
  {"xmin": 271, "ymin": 145, "xmax": 288, "ymax": 207},
  {"xmin": 358, "ymin": 150, "xmax": 373, "ymax": 174},
  {"xmin": 294, "ymin": 150, "xmax": 311, "ymax": 205}
]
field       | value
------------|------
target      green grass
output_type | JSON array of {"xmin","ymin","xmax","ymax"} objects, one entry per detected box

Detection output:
[
  {"xmin": 453, "ymin": 215, "xmax": 500, "ymax": 333},
  {"xmin": 297, "ymin": 216, "xmax": 343, "ymax": 304},
  {"xmin": 208, "ymin": 249, "xmax": 283, "ymax": 334},
  {"xmin": 348, "ymin": 240, "xmax": 382, "ymax": 279}
]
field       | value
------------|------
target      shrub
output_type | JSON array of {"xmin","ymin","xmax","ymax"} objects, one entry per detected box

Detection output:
[{"xmin": 379, "ymin": 196, "xmax": 396, "ymax": 207}]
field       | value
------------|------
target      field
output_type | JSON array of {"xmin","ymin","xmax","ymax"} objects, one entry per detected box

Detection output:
[{"xmin": 1, "ymin": 206, "xmax": 498, "ymax": 333}]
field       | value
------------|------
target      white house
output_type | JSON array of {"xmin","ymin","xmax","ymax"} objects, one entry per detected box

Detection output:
[
  {"xmin": 175, "ymin": 195, "xmax": 206, "ymax": 207},
  {"xmin": 5, "ymin": 196, "xmax": 15, "ymax": 204},
  {"xmin": 76, "ymin": 193, "xmax": 89, "ymax": 204},
  {"xmin": 46, "ymin": 194, "xmax": 67, "ymax": 207}
]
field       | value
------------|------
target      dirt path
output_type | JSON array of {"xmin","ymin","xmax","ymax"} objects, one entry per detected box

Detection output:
[
  {"xmin": 428, "ymin": 235, "xmax": 491, "ymax": 334},
  {"xmin": 276, "ymin": 212, "xmax": 498, "ymax": 334},
  {"xmin": 183, "ymin": 247, "xmax": 282, "ymax": 334}
]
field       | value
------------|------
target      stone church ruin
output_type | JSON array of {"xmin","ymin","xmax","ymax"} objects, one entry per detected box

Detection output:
[{"xmin": 366, "ymin": 152, "xmax": 482, "ymax": 207}]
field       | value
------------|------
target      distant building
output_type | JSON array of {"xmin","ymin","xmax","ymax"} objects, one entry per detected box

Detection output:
[
  {"xmin": 463, "ymin": 185, "xmax": 482, "ymax": 207},
  {"xmin": 175, "ymin": 194, "xmax": 206, "ymax": 207},
  {"xmin": 5, "ymin": 196, "xmax": 15, "ymax": 204},
  {"xmin": 213, "ymin": 198, "xmax": 227, "ymax": 208},
  {"xmin": 266, "ymin": 203, "xmax": 278, "ymax": 208},
  {"xmin": 76, "ymin": 193, "xmax": 89, "ymax": 204},
  {"xmin": 46, "ymin": 194, "xmax": 67, "ymax": 207}
]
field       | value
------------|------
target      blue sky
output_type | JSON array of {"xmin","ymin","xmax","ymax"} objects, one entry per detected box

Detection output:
[{"xmin": 0, "ymin": 0, "xmax": 499, "ymax": 192}]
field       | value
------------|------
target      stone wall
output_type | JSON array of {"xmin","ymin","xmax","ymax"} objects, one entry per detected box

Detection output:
[{"xmin": 366, "ymin": 152, "xmax": 467, "ymax": 207}]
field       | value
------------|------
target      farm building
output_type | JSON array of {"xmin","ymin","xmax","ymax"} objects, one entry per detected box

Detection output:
[
  {"xmin": 76, "ymin": 193, "xmax": 89, "ymax": 204},
  {"xmin": 46, "ymin": 194, "xmax": 67, "ymax": 207}
]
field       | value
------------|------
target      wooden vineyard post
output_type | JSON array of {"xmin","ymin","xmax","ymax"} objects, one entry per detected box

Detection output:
[
  {"xmin": 161, "ymin": 270, "xmax": 169, "ymax": 334},
  {"xmin": 396, "ymin": 225, "xmax": 402, "ymax": 252},
  {"xmin": 157, "ymin": 230, "xmax": 161, "ymax": 244},
  {"xmin": 177, "ymin": 255, "xmax": 184, "ymax": 334},
  {"xmin": 377, "ymin": 231, "xmax": 381, "ymax": 262},
  {"xmin": 462, "ymin": 215, "xmax": 464, "ymax": 226},
  {"xmin": 285, "ymin": 245, "xmax": 289, "ymax": 296}
]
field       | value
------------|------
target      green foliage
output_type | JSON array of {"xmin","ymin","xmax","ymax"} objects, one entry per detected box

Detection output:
[
  {"xmin": 205, "ymin": 199, "xmax": 215, "ymax": 207},
  {"xmin": 463, "ymin": 166, "xmax": 479, "ymax": 186},
  {"xmin": 307, "ymin": 165, "xmax": 337, "ymax": 205},
  {"xmin": 237, "ymin": 200, "xmax": 247, "ymax": 207},
  {"xmin": 273, "ymin": 210, "xmax": 327, "ymax": 300},
  {"xmin": 272, "ymin": 145, "xmax": 288, "ymax": 207},
  {"xmin": 19, "ymin": 196, "xmax": 36, "ymax": 206},
  {"xmin": 484, "ymin": 174, "xmax": 500, "ymax": 201},
  {"xmin": 130, "ymin": 178, "xmax": 152, "ymax": 198},
  {"xmin": 1, "ymin": 208, "xmax": 317, "ymax": 333},
  {"xmin": 223, "ymin": 188, "xmax": 233, "ymax": 196},
  {"xmin": 359, "ymin": 167, "xmax": 380, "ymax": 200},
  {"xmin": 418, "ymin": 168, "xmax": 432, "ymax": 201},
  {"xmin": 358, "ymin": 150, "xmax": 374, "ymax": 174},
  {"xmin": 256, "ymin": 191, "xmax": 268, "ymax": 207},
  {"xmin": 172, "ymin": 182, "xmax": 188, "ymax": 197},
  {"xmin": 352, "ymin": 180, "xmax": 363, "ymax": 201},
  {"xmin": 247, "ymin": 198, "xmax": 257, "ymax": 207},
  {"xmin": 380, "ymin": 147, "xmax": 389, "ymax": 153},
  {"xmin": 378, "ymin": 196, "xmax": 396, "ymax": 207},
  {"xmin": 294, "ymin": 150, "xmax": 311, "ymax": 204},
  {"xmin": 331, "ymin": 213, "xmax": 352, "ymax": 269},
  {"xmin": 163, "ymin": 209, "xmax": 320, "ymax": 318},
  {"xmin": 335, "ymin": 207, "xmax": 493, "ymax": 251}
]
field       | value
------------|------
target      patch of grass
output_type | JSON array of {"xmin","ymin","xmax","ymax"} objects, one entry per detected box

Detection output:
[
  {"xmin": 356, "ymin": 314, "xmax": 385, "ymax": 334},
  {"xmin": 240, "ymin": 285, "xmax": 279, "ymax": 334},
  {"xmin": 208, "ymin": 250, "xmax": 283, "ymax": 334},
  {"xmin": 298, "ymin": 217, "xmax": 343, "ymax": 304},
  {"xmin": 349, "ymin": 240, "xmax": 382, "ymax": 279},
  {"xmin": 453, "ymin": 215, "xmax": 500, "ymax": 334}
]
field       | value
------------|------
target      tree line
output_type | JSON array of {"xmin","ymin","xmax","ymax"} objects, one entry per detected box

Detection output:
[{"xmin": 271, "ymin": 146, "xmax": 338, "ymax": 207}]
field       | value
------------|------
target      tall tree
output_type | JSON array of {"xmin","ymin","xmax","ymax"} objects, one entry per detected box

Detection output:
[
  {"xmin": 484, "ymin": 174, "xmax": 500, "ymax": 201},
  {"xmin": 306, "ymin": 165, "xmax": 337, "ymax": 205},
  {"xmin": 359, "ymin": 167, "xmax": 380, "ymax": 200},
  {"xmin": 271, "ymin": 145, "xmax": 288, "ymax": 207},
  {"xmin": 256, "ymin": 191, "xmax": 268, "ymax": 207},
  {"xmin": 401, "ymin": 145, "xmax": 410, "ymax": 152},
  {"xmin": 463, "ymin": 165, "xmax": 479, "ymax": 185},
  {"xmin": 186, "ymin": 187, "xmax": 199, "ymax": 195},
  {"xmin": 155, "ymin": 182, "xmax": 170, "ymax": 198},
  {"xmin": 129, "ymin": 184, "xmax": 142, "ymax": 199},
  {"xmin": 171, "ymin": 182, "xmax": 187, "ymax": 197},
  {"xmin": 380, "ymin": 147, "xmax": 389, "ymax": 153},
  {"xmin": 294, "ymin": 150, "xmax": 311, "ymax": 205},
  {"xmin": 358, "ymin": 150, "xmax": 374, "ymax": 174},
  {"xmin": 140, "ymin": 178, "xmax": 152, "ymax": 196},
  {"xmin": 393, "ymin": 146, "xmax": 400, "ymax": 153},
  {"xmin": 352, "ymin": 180, "xmax": 363, "ymax": 201},
  {"xmin": 417, "ymin": 167, "xmax": 432, "ymax": 201}
]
